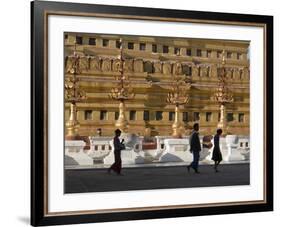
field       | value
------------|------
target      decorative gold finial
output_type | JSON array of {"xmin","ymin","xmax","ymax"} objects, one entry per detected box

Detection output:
[
  {"xmin": 109, "ymin": 38, "xmax": 134, "ymax": 133},
  {"xmin": 213, "ymin": 50, "xmax": 233, "ymax": 135},
  {"xmin": 166, "ymin": 75, "xmax": 191, "ymax": 138},
  {"xmin": 65, "ymin": 42, "xmax": 87, "ymax": 138}
]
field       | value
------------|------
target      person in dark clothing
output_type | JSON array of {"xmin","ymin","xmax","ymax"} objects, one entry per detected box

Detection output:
[
  {"xmin": 212, "ymin": 129, "xmax": 223, "ymax": 172},
  {"xmin": 108, "ymin": 129, "xmax": 125, "ymax": 175},
  {"xmin": 187, "ymin": 123, "xmax": 201, "ymax": 173}
]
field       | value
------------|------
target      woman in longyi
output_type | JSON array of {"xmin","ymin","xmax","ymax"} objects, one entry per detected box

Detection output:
[{"xmin": 212, "ymin": 129, "xmax": 223, "ymax": 172}]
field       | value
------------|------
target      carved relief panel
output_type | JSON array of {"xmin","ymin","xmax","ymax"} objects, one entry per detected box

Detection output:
[
  {"xmin": 65, "ymin": 57, "xmax": 73, "ymax": 73},
  {"xmin": 134, "ymin": 59, "xmax": 143, "ymax": 73},
  {"xmin": 101, "ymin": 58, "xmax": 112, "ymax": 72},
  {"xmin": 173, "ymin": 62, "xmax": 183, "ymax": 75},
  {"xmin": 226, "ymin": 68, "xmax": 233, "ymax": 79},
  {"xmin": 182, "ymin": 64, "xmax": 192, "ymax": 76},
  {"xmin": 163, "ymin": 62, "xmax": 172, "ymax": 75},
  {"xmin": 192, "ymin": 65, "xmax": 199, "ymax": 77},
  {"xmin": 200, "ymin": 66, "xmax": 209, "ymax": 77},
  {"xmin": 112, "ymin": 59, "xmax": 121, "ymax": 72},
  {"xmin": 153, "ymin": 61, "xmax": 162, "ymax": 73},
  {"xmin": 90, "ymin": 57, "xmax": 101, "ymax": 71},
  {"xmin": 79, "ymin": 57, "xmax": 89, "ymax": 72},
  {"xmin": 209, "ymin": 64, "xmax": 217, "ymax": 77},
  {"xmin": 124, "ymin": 59, "xmax": 134, "ymax": 72},
  {"xmin": 242, "ymin": 67, "xmax": 250, "ymax": 80},
  {"xmin": 233, "ymin": 68, "xmax": 240, "ymax": 80}
]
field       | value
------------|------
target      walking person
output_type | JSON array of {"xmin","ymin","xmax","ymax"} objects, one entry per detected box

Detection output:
[
  {"xmin": 187, "ymin": 123, "xmax": 201, "ymax": 173},
  {"xmin": 212, "ymin": 129, "xmax": 223, "ymax": 172},
  {"xmin": 108, "ymin": 129, "xmax": 125, "ymax": 175}
]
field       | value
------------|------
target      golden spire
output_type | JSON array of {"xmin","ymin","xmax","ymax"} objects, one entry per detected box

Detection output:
[
  {"xmin": 166, "ymin": 75, "xmax": 191, "ymax": 138},
  {"xmin": 109, "ymin": 38, "xmax": 135, "ymax": 132},
  {"xmin": 65, "ymin": 41, "xmax": 87, "ymax": 138}
]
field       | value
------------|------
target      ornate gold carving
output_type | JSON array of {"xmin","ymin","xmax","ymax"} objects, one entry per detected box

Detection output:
[
  {"xmin": 167, "ymin": 75, "xmax": 191, "ymax": 138},
  {"xmin": 192, "ymin": 65, "xmax": 199, "ymax": 77},
  {"xmin": 109, "ymin": 39, "xmax": 135, "ymax": 133},
  {"xmin": 133, "ymin": 59, "xmax": 143, "ymax": 73},
  {"xmin": 79, "ymin": 57, "xmax": 89, "ymax": 72},
  {"xmin": 213, "ymin": 50, "xmax": 234, "ymax": 134},
  {"xmin": 233, "ymin": 68, "xmax": 240, "ymax": 80},
  {"xmin": 163, "ymin": 62, "xmax": 172, "ymax": 75},
  {"xmin": 200, "ymin": 65, "xmax": 209, "ymax": 77},
  {"xmin": 153, "ymin": 61, "xmax": 162, "ymax": 73},
  {"xmin": 101, "ymin": 58, "xmax": 111, "ymax": 71},
  {"xmin": 173, "ymin": 62, "xmax": 183, "ymax": 75},
  {"xmin": 64, "ymin": 34, "xmax": 250, "ymax": 136},
  {"xmin": 226, "ymin": 68, "xmax": 233, "ymax": 79},
  {"xmin": 124, "ymin": 59, "xmax": 134, "ymax": 72},
  {"xmin": 90, "ymin": 57, "xmax": 100, "ymax": 71},
  {"xmin": 210, "ymin": 64, "xmax": 217, "ymax": 77},
  {"xmin": 64, "ymin": 44, "xmax": 87, "ymax": 137},
  {"xmin": 112, "ymin": 59, "xmax": 121, "ymax": 72},
  {"xmin": 65, "ymin": 57, "xmax": 74, "ymax": 73},
  {"xmin": 242, "ymin": 67, "xmax": 250, "ymax": 80}
]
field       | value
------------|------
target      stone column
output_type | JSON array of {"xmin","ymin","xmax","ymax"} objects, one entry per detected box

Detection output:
[
  {"xmin": 68, "ymin": 35, "xmax": 76, "ymax": 44},
  {"xmin": 163, "ymin": 112, "xmax": 169, "ymax": 121},
  {"xmin": 109, "ymin": 40, "xmax": 116, "ymax": 48},
  {"xmin": 107, "ymin": 111, "xmax": 115, "ymax": 123},
  {"xmin": 134, "ymin": 110, "xmax": 142, "ymax": 122},
  {"xmin": 134, "ymin": 43, "xmax": 139, "ymax": 50},
  {"xmin": 180, "ymin": 48, "xmax": 186, "ymax": 56},
  {"xmin": 191, "ymin": 47, "xmax": 197, "ymax": 57},
  {"xmin": 211, "ymin": 50, "xmax": 217, "ymax": 59},
  {"xmin": 146, "ymin": 43, "xmax": 152, "ymax": 52},
  {"xmin": 169, "ymin": 46, "xmax": 174, "ymax": 55},
  {"xmin": 212, "ymin": 112, "xmax": 220, "ymax": 124},
  {"xmin": 96, "ymin": 38, "xmax": 103, "ymax": 47},
  {"xmin": 241, "ymin": 53, "xmax": 248, "ymax": 60},
  {"xmin": 150, "ymin": 111, "xmax": 156, "ymax": 121},
  {"xmin": 158, "ymin": 44, "xmax": 163, "ymax": 53},
  {"xmin": 93, "ymin": 110, "xmax": 100, "ymax": 121},
  {"xmin": 202, "ymin": 50, "xmax": 207, "ymax": 58},
  {"xmin": 199, "ymin": 112, "xmax": 205, "ymax": 124},
  {"xmin": 82, "ymin": 36, "xmax": 89, "ymax": 45},
  {"xmin": 244, "ymin": 113, "xmax": 250, "ymax": 124}
]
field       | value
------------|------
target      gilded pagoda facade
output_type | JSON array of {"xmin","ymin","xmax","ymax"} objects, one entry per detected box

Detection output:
[{"xmin": 64, "ymin": 33, "xmax": 250, "ymax": 137}]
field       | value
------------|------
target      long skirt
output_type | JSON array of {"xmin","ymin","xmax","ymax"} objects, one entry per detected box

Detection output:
[
  {"xmin": 212, "ymin": 147, "xmax": 222, "ymax": 162},
  {"xmin": 110, "ymin": 150, "xmax": 122, "ymax": 174}
]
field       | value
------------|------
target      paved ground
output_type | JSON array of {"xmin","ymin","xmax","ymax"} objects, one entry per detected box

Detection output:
[{"xmin": 64, "ymin": 163, "xmax": 249, "ymax": 193}]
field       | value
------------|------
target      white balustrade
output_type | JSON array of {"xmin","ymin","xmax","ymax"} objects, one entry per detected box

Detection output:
[
  {"xmin": 161, "ymin": 138, "xmax": 192, "ymax": 162},
  {"xmin": 237, "ymin": 137, "xmax": 250, "ymax": 160},
  {"xmin": 88, "ymin": 137, "xmax": 113, "ymax": 164},
  {"xmin": 224, "ymin": 135, "xmax": 245, "ymax": 162},
  {"xmin": 65, "ymin": 140, "xmax": 93, "ymax": 166},
  {"xmin": 64, "ymin": 134, "xmax": 250, "ymax": 167}
]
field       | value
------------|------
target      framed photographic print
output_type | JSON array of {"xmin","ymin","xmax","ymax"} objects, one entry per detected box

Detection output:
[{"xmin": 31, "ymin": 0, "xmax": 273, "ymax": 226}]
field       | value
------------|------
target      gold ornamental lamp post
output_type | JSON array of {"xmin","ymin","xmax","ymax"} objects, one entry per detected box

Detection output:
[
  {"xmin": 65, "ymin": 43, "xmax": 87, "ymax": 139},
  {"xmin": 109, "ymin": 39, "xmax": 135, "ymax": 133},
  {"xmin": 213, "ymin": 51, "xmax": 234, "ymax": 134},
  {"xmin": 166, "ymin": 74, "xmax": 191, "ymax": 138}
]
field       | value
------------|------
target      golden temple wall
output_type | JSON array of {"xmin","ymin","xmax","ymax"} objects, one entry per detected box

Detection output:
[{"xmin": 64, "ymin": 33, "xmax": 250, "ymax": 137}]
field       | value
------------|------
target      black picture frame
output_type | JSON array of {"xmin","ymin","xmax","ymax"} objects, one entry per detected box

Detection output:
[{"xmin": 31, "ymin": 0, "xmax": 273, "ymax": 226}]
